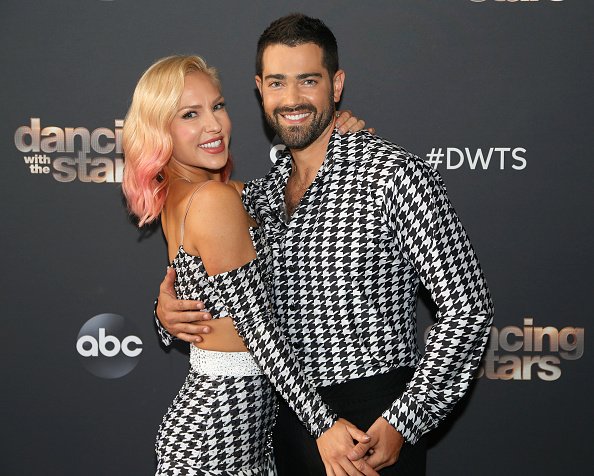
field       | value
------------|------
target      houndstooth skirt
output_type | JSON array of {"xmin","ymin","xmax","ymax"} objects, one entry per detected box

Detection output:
[{"xmin": 155, "ymin": 347, "xmax": 277, "ymax": 476}]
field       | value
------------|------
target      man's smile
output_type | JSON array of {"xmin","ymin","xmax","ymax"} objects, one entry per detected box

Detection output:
[{"xmin": 281, "ymin": 112, "xmax": 312, "ymax": 123}]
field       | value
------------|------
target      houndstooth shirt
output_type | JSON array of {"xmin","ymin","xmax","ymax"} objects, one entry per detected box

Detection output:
[{"xmin": 241, "ymin": 130, "xmax": 494, "ymax": 444}]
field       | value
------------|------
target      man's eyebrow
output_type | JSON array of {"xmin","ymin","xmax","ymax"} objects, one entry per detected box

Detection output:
[
  {"xmin": 264, "ymin": 74, "xmax": 286, "ymax": 80},
  {"xmin": 263, "ymin": 73, "xmax": 323, "ymax": 81},
  {"xmin": 296, "ymin": 73, "xmax": 323, "ymax": 80}
]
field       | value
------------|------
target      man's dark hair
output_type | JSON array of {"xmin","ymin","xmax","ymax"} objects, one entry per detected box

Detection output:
[{"xmin": 256, "ymin": 13, "xmax": 339, "ymax": 78}]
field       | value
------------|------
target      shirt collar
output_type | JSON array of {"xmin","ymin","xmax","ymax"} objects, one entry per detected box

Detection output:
[{"xmin": 266, "ymin": 129, "xmax": 343, "ymax": 225}]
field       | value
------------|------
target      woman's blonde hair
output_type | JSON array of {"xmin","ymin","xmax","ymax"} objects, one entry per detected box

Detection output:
[{"xmin": 122, "ymin": 55, "xmax": 230, "ymax": 226}]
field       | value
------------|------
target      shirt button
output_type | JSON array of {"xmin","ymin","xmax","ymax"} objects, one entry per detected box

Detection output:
[{"xmin": 293, "ymin": 341, "xmax": 303, "ymax": 350}]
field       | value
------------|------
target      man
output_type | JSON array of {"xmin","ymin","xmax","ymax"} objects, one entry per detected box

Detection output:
[{"xmin": 156, "ymin": 14, "xmax": 494, "ymax": 475}]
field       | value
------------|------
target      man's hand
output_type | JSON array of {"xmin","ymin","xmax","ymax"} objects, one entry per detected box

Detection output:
[
  {"xmin": 156, "ymin": 267, "xmax": 212, "ymax": 344},
  {"xmin": 348, "ymin": 417, "xmax": 404, "ymax": 471},
  {"xmin": 316, "ymin": 418, "xmax": 379, "ymax": 476},
  {"xmin": 335, "ymin": 110, "xmax": 376, "ymax": 135}
]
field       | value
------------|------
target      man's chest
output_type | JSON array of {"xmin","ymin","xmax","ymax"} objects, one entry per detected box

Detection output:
[
  {"xmin": 262, "ymin": 174, "xmax": 394, "ymax": 267},
  {"xmin": 284, "ymin": 175, "xmax": 310, "ymax": 218}
]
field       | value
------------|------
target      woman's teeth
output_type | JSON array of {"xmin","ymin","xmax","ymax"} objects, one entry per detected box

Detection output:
[{"xmin": 199, "ymin": 140, "xmax": 222, "ymax": 149}]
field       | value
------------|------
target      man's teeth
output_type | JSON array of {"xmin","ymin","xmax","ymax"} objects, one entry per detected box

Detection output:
[
  {"xmin": 199, "ymin": 140, "xmax": 222, "ymax": 149},
  {"xmin": 284, "ymin": 113, "xmax": 310, "ymax": 120}
]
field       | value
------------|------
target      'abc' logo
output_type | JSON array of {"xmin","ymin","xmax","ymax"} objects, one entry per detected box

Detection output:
[{"xmin": 76, "ymin": 313, "xmax": 143, "ymax": 379}]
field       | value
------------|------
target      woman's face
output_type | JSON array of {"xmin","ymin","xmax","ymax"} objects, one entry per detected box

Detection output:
[{"xmin": 169, "ymin": 71, "xmax": 231, "ymax": 174}]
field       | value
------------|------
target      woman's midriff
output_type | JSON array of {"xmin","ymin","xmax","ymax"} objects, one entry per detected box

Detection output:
[{"xmin": 193, "ymin": 316, "xmax": 249, "ymax": 352}]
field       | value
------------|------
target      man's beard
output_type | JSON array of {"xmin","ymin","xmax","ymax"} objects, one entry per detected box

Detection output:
[{"xmin": 264, "ymin": 94, "xmax": 335, "ymax": 149}]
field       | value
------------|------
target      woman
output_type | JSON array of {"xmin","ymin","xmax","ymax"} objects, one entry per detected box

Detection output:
[{"xmin": 122, "ymin": 55, "xmax": 371, "ymax": 476}]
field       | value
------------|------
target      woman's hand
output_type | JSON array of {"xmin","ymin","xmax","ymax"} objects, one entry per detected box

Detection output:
[
  {"xmin": 316, "ymin": 418, "xmax": 379, "ymax": 476},
  {"xmin": 335, "ymin": 110, "xmax": 376, "ymax": 135}
]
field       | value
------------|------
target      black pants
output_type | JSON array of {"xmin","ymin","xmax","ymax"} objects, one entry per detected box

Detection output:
[{"xmin": 273, "ymin": 368, "xmax": 426, "ymax": 475}]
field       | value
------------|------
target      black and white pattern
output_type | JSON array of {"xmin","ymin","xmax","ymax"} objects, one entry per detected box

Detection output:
[
  {"xmin": 241, "ymin": 130, "xmax": 494, "ymax": 444},
  {"xmin": 207, "ymin": 249, "xmax": 336, "ymax": 438},
  {"xmin": 155, "ymin": 227, "xmax": 336, "ymax": 474},
  {"xmin": 156, "ymin": 367, "xmax": 276, "ymax": 476}
]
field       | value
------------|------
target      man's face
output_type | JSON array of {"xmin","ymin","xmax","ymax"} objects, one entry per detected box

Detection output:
[{"xmin": 256, "ymin": 43, "xmax": 344, "ymax": 149}]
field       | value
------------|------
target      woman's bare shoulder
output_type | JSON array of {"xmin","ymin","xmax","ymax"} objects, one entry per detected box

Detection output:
[
  {"xmin": 197, "ymin": 181, "xmax": 243, "ymax": 206},
  {"xmin": 183, "ymin": 181, "xmax": 247, "ymax": 227},
  {"xmin": 228, "ymin": 179, "xmax": 245, "ymax": 195},
  {"xmin": 183, "ymin": 181, "xmax": 254, "ymax": 268},
  {"xmin": 168, "ymin": 180, "xmax": 236, "ymax": 209}
]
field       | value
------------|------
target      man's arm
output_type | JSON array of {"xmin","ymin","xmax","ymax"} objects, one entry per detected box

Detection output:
[
  {"xmin": 384, "ymin": 160, "xmax": 494, "ymax": 442},
  {"xmin": 154, "ymin": 268, "xmax": 213, "ymax": 346},
  {"xmin": 352, "ymin": 158, "xmax": 494, "ymax": 467}
]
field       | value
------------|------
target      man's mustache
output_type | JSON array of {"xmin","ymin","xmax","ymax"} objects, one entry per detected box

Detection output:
[{"xmin": 273, "ymin": 104, "xmax": 316, "ymax": 116}]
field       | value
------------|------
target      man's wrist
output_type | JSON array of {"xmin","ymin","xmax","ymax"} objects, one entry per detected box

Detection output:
[
  {"xmin": 382, "ymin": 393, "xmax": 430, "ymax": 445},
  {"xmin": 153, "ymin": 298, "xmax": 159, "ymax": 320},
  {"xmin": 153, "ymin": 297, "xmax": 175, "ymax": 345}
]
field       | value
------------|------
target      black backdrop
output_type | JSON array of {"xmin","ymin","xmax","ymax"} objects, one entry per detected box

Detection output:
[{"xmin": 2, "ymin": 1, "xmax": 592, "ymax": 475}]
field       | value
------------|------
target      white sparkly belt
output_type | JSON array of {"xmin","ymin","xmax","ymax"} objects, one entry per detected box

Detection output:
[{"xmin": 190, "ymin": 346, "xmax": 263, "ymax": 377}]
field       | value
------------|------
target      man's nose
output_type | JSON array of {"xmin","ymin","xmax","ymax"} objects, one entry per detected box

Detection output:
[{"xmin": 283, "ymin": 82, "xmax": 301, "ymax": 107}]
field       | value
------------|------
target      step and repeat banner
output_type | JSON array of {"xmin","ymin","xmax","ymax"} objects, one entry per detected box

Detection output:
[{"xmin": 2, "ymin": 1, "xmax": 591, "ymax": 475}]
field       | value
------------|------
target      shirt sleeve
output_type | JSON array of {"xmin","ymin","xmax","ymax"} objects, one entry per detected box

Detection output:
[
  {"xmin": 381, "ymin": 159, "xmax": 494, "ymax": 444},
  {"xmin": 208, "ymin": 258, "xmax": 338, "ymax": 438},
  {"xmin": 241, "ymin": 178, "xmax": 265, "ymax": 222},
  {"xmin": 154, "ymin": 299, "xmax": 175, "ymax": 346}
]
